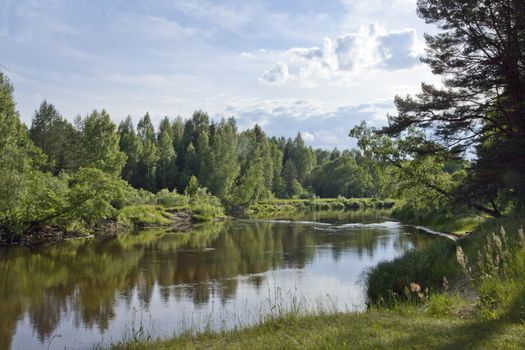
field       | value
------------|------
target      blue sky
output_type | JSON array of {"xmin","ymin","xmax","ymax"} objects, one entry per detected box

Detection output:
[{"xmin": 1, "ymin": 0, "xmax": 440, "ymax": 149}]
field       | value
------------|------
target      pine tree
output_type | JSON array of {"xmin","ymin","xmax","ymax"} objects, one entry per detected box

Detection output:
[
  {"xmin": 118, "ymin": 116, "xmax": 142, "ymax": 187},
  {"xmin": 382, "ymin": 0, "xmax": 525, "ymax": 213},
  {"xmin": 137, "ymin": 113, "xmax": 159, "ymax": 191}
]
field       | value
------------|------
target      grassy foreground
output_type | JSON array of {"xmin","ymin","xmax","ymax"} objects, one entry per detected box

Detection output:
[{"xmin": 110, "ymin": 310, "xmax": 525, "ymax": 349}]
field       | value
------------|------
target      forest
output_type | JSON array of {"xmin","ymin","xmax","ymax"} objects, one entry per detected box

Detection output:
[{"xmin": 0, "ymin": 75, "xmax": 389, "ymax": 242}]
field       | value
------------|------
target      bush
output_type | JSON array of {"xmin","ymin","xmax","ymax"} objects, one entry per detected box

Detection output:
[
  {"xmin": 189, "ymin": 187, "xmax": 224, "ymax": 221},
  {"xmin": 366, "ymin": 240, "xmax": 461, "ymax": 306},
  {"xmin": 155, "ymin": 189, "xmax": 189, "ymax": 208},
  {"xmin": 117, "ymin": 205, "xmax": 172, "ymax": 227}
]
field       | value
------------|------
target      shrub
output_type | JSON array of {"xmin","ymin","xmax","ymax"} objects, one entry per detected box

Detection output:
[
  {"xmin": 155, "ymin": 189, "xmax": 189, "ymax": 208},
  {"xmin": 366, "ymin": 240, "xmax": 461, "ymax": 306},
  {"xmin": 117, "ymin": 205, "xmax": 171, "ymax": 227},
  {"xmin": 189, "ymin": 187, "xmax": 224, "ymax": 221}
]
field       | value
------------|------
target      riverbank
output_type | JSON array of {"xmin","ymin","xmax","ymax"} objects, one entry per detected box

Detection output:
[
  {"xmin": 108, "ymin": 308, "xmax": 525, "ymax": 349},
  {"xmin": 108, "ymin": 215, "xmax": 525, "ymax": 350},
  {"xmin": 245, "ymin": 197, "xmax": 396, "ymax": 214},
  {"xmin": 390, "ymin": 202, "xmax": 485, "ymax": 236},
  {"xmin": 0, "ymin": 204, "xmax": 228, "ymax": 247}
]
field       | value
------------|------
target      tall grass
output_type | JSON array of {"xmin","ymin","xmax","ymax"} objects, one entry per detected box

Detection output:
[
  {"xmin": 457, "ymin": 225, "xmax": 525, "ymax": 322},
  {"xmin": 365, "ymin": 240, "xmax": 462, "ymax": 306}
]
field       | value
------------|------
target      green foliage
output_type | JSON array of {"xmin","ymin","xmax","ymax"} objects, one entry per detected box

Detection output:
[
  {"xmin": 118, "ymin": 116, "xmax": 143, "ymax": 187},
  {"xmin": 29, "ymin": 101, "xmax": 78, "ymax": 173},
  {"xmin": 117, "ymin": 205, "xmax": 172, "ymax": 227},
  {"xmin": 371, "ymin": 0, "xmax": 525, "ymax": 215},
  {"xmin": 308, "ymin": 152, "xmax": 371, "ymax": 198},
  {"xmin": 156, "ymin": 117, "xmax": 176, "ymax": 189},
  {"xmin": 199, "ymin": 118, "xmax": 240, "ymax": 200},
  {"xmin": 0, "ymin": 73, "xmax": 47, "ymax": 236},
  {"xmin": 351, "ymin": 123, "xmax": 467, "ymax": 212},
  {"xmin": 137, "ymin": 113, "xmax": 159, "ymax": 191},
  {"xmin": 184, "ymin": 175, "xmax": 200, "ymax": 196},
  {"xmin": 189, "ymin": 187, "xmax": 224, "ymax": 221},
  {"xmin": 366, "ymin": 240, "xmax": 461, "ymax": 306},
  {"xmin": 79, "ymin": 110, "xmax": 127, "ymax": 175},
  {"xmin": 460, "ymin": 227, "xmax": 525, "ymax": 322},
  {"xmin": 1, "ymin": 69, "xmax": 403, "ymax": 240},
  {"xmin": 154, "ymin": 189, "xmax": 189, "ymax": 208},
  {"xmin": 246, "ymin": 197, "xmax": 396, "ymax": 214},
  {"xmin": 63, "ymin": 168, "xmax": 132, "ymax": 227},
  {"xmin": 392, "ymin": 202, "xmax": 483, "ymax": 235}
]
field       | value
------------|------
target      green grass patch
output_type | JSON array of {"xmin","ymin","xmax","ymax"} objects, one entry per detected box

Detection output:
[
  {"xmin": 107, "ymin": 309, "xmax": 525, "ymax": 349},
  {"xmin": 391, "ymin": 202, "xmax": 485, "ymax": 235},
  {"xmin": 117, "ymin": 205, "xmax": 174, "ymax": 227},
  {"xmin": 366, "ymin": 240, "xmax": 462, "ymax": 306},
  {"xmin": 366, "ymin": 214, "xmax": 525, "ymax": 322},
  {"xmin": 246, "ymin": 197, "xmax": 396, "ymax": 214}
]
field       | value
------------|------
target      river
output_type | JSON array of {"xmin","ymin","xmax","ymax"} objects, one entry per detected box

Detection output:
[{"xmin": 0, "ymin": 210, "xmax": 439, "ymax": 349}]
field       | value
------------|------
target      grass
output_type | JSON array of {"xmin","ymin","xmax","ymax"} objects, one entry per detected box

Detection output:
[
  {"xmin": 365, "ymin": 240, "xmax": 462, "ymax": 305},
  {"xmin": 245, "ymin": 197, "xmax": 396, "ymax": 214},
  {"xmin": 117, "ymin": 205, "xmax": 175, "ymax": 227},
  {"xmin": 391, "ymin": 203, "xmax": 485, "ymax": 235},
  {"xmin": 107, "ymin": 309, "xmax": 525, "ymax": 349}
]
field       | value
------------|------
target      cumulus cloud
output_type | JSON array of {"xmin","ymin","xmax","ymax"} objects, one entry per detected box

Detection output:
[
  {"xmin": 267, "ymin": 23, "xmax": 423, "ymax": 84},
  {"xmin": 260, "ymin": 62, "xmax": 289, "ymax": 84},
  {"xmin": 376, "ymin": 28, "xmax": 420, "ymax": 69}
]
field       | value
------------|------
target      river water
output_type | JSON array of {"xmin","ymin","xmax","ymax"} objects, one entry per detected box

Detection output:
[{"xmin": 0, "ymin": 210, "xmax": 438, "ymax": 349}]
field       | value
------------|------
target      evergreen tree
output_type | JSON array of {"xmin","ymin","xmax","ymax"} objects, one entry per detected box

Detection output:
[
  {"xmin": 137, "ymin": 113, "xmax": 159, "ymax": 191},
  {"xmin": 118, "ymin": 116, "xmax": 142, "ymax": 187},
  {"xmin": 171, "ymin": 116, "xmax": 184, "ymax": 155},
  {"xmin": 231, "ymin": 126, "xmax": 272, "ymax": 206},
  {"xmin": 381, "ymin": 0, "xmax": 525, "ymax": 213},
  {"xmin": 180, "ymin": 143, "xmax": 198, "ymax": 191},
  {"xmin": 200, "ymin": 118, "xmax": 240, "ymax": 199},
  {"xmin": 29, "ymin": 101, "xmax": 73, "ymax": 174},
  {"xmin": 157, "ymin": 117, "xmax": 176, "ymax": 190}
]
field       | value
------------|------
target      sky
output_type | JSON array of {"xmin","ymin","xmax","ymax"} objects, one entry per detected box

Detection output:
[{"xmin": 1, "ymin": 0, "xmax": 441, "ymax": 149}]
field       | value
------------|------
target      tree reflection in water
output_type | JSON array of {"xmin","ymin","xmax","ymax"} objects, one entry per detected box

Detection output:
[{"xmin": 0, "ymin": 211, "xmax": 436, "ymax": 349}]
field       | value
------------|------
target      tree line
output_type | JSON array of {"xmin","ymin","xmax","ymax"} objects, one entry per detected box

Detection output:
[
  {"xmin": 28, "ymin": 99, "xmax": 385, "ymax": 206},
  {"xmin": 0, "ymin": 71, "xmax": 385, "ymax": 238}
]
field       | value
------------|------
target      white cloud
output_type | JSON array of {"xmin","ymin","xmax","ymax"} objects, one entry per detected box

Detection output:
[
  {"xmin": 268, "ymin": 23, "xmax": 423, "ymax": 84},
  {"xmin": 259, "ymin": 62, "xmax": 289, "ymax": 84},
  {"xmin": 302, "ymin": 131, "xmax": 315, "ymax": 141}
]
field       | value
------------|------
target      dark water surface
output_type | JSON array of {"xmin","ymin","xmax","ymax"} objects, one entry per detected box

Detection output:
[{"xmin": 0, "ymin": 211, "xmax": 438, "ymax": 349}]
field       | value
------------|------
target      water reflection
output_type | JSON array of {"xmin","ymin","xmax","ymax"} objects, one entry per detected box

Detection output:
[{"xmin": 0, "ymin": 211, "xmax": 436, "ymax": 349}]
